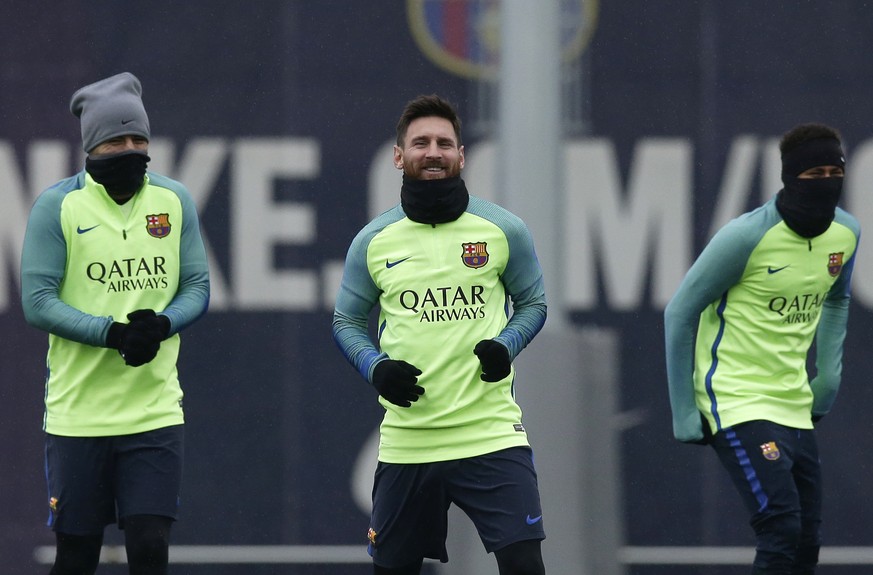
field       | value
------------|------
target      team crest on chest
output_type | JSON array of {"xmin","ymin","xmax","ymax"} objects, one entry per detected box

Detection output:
[
  {"xmin": 827, "ymin": 252, "xmax": 844, "ymax": 277},
  {"xmin": 146, "ymin": 213, "xmax": 171, "ymax": 238},
  {"xmin": 461, "ymin": 242, "xmax": 489, "ymax": 268}
]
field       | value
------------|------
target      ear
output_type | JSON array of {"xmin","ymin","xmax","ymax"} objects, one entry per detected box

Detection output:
[
  {"xmin": 393, "ymin": 145, "xmax": 403, "ymax": 170},
  {"xmin": 459, "ymin": 145, "xmax": 465, "ymax": 170}
]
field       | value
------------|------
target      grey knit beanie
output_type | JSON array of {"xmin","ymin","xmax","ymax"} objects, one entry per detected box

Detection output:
[{"xmin": 70, "ymin": 72, "xmax": 150, "ymax": 153}]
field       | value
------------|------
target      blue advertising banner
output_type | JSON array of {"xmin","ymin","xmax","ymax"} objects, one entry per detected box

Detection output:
[{"xmin": 3, "ymin": 2, "xmax": 873, "ymax": 573}]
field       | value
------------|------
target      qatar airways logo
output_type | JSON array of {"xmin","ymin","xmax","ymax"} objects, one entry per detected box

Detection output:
[
  {"xmin": 768, "ymin": 291, "xmax": 830, "ymax": 325},
  {"xmin": 398, "ymin": 284, "xmax": 487, "ymax": 323},
  {"xmin": 86, "ymin": 256, "xmax": 170, "ymax": 293}
]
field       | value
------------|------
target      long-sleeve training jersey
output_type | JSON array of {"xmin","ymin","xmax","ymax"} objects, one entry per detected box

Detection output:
[
  {"xmin": 332, "ymin": 195, "xmax": 547, "ymax": 464},
  {"xmin": 21, "ymin": 170, "xmax": 210, "ymax": 437},
  {"xmin": 665, "ymin": 198, "xmax": 859, "ymax": 442}
]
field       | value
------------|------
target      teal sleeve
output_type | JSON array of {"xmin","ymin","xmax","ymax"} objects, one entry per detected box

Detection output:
[
  {"xmin": 332, "ymin": 214, "xmax": 395, "ymax": 382},
  {"xmin": 664, "ymin": 219, "xmax": 760, "ymax": 442},
  {"xmin": 21, "ymin": 177, "xmax": 113, "ymax": 347},
  {"xmin": 810, "ymin": 245, "xmax": 857, "ymax": 417},
  {"xmin": 467, "ymin": 196, "xmax": 546, "ymax": 359},
  {"xmin": 810, "ymin": 300, "xmax": 848, "ymax": 417},
  {"xmin": 493, "ymin": 215, "xmax": 547, "ymax": 360},
  {"xmin": 150, "ymin": 174, "xmax": 210, "ymax": 334}
]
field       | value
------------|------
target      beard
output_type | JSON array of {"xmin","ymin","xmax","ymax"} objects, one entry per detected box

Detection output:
[{"xmin": 404, "ymin": 158, "xmax": 463, "ymax": 180}]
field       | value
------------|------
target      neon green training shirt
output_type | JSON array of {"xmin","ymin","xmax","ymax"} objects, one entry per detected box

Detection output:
[
  {"xmin": 665, "ymin": 198, "xmax": 859, "ymax": 442},
  {"xmin": 21, "ymin": 170, "xmax": 210, "ymax": 437},
  {"xmin": 333, "ymin": 195, "xmax": 547, "ymax": 464}
]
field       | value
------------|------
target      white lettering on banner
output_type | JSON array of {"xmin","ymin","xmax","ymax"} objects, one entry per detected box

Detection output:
[
  {"xmin": 0, "ymin": 141, "xmax": 69, "ymax": 311},
  {"xmin": 0, "ymin": 137, "xmax": 869, "ymax": 313},
  {"xmin": 230, "ymin": 138, "xmax": 320, "ymax": 309},
  {"xmin": 706, "ymin": 136, "xmax": 783, "ymax": 238},
  {"xmin": 563, "ymin": 138, "xmax": 692, "ymax": 310},
  {"xmin": 844, "ymin": 140, "xmax": 873, "ymax": 305},
  {"xmin": 707, "ymin": 136, "xmax": 759, "ymax": 238}
]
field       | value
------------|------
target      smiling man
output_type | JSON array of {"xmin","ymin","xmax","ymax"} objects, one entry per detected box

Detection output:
[
  {"xmin": 665, "ymin": 123, "xmax": 860, "ymax": 574},
  {"xmin": 333, "ymin": 94, "xmax": 548, "ymax": 575}
]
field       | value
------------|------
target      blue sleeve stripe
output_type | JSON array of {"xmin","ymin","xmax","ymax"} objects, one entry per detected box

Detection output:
[{"xmin": 704, "ymin": 292, "xmax": 729, "ymax": 431}]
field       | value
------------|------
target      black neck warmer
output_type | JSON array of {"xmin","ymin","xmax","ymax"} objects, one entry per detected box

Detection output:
[
  {"xmin": 776, "ymin": 178, "xmax": 843, "ymax": 238},
  {"xmin": 86, "ymin": 150, "xmax": 150, "ymax": 202},
  {"xmin": 776, "ymin": 136, "xmax": 845, "ymax": 238},
  {"xmin": 400, "ymin": 175, "xmax": 469, "ymax": 224}
]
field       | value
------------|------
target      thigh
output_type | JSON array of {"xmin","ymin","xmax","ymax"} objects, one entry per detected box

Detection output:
[
  {"xmin": 710, "ymin": 420, "xmax": 802, "ymax": 522},
  {"xmin": 793, "ymin": 429, "xmax": 823, "ymax": 529},
  {"xmin": 495, "ymin": 539, "xmax": 545, "ymax": 575},
  {"xmin": 449, "ymin": 447, "xmax": 545, "ymax": 553},
  {"xmin": 52, "ymin": 531, "xmax": 105, "ymax": 574},
  {"xmin": 114, "ymin": 425, "xmax": 184, "ymax": 526},
  {"xmin": 45, "ymin": 434, "xmax": 116, "ymax": 534},
  {"xmin": 369, "ymin": 461, "xmax": 449, "ymax": 568}
]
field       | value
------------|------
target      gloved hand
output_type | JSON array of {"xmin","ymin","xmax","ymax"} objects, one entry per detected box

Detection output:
[
  {"xmin": 372, "ymin": 360, "xmax": 424, "ymax": 407},
  {"xmin": 473, "ymin": 339, "xmax": 511, "ymax": 382},
  {"xmin": 106, "ymin": 309, "xmax": 171, "ymax": 367},
  {"xmin": 127, "ymin": 309, "xmax": 171, "ymax": 341}
]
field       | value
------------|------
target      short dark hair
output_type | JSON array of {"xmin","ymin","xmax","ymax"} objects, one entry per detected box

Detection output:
[
  {"xmin": 780, "ymin": 123, "xmax": 842, "ymax": 155},
  {"xmin": 395, "ymin": 94, "xmax": 462, "ymax": 147}
]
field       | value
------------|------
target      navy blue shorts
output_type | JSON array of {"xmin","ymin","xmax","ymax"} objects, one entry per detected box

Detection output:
[
  {"xmin": 710, "ymin": 420, "xmax": 822, "ymax": 570},
  {"xmin": 368, "ymin": 446, "xmax": 545, "ymax": 568},
  {"xmin": 44, "ymin": 425, "xmax": 184, "ymax": 535}
]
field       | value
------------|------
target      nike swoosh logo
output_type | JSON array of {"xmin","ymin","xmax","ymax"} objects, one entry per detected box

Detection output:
[
  {"xmin": 386, "ymin": 257, "xmax": 411, "ymax": 268},
  {"xmin": 121, "ymin": 119, "xmax": 135, "ymax": 125},
  {"xmin": 76, "ymin": 224, "xmax": 100, "ymax": 234},
  {"xmin": 767, "ymin": 265, "xmax": 789, "ymax": 274},
  {"xmin": 525, "ymin": 514, "xmax": 543, "ymax": 525}
]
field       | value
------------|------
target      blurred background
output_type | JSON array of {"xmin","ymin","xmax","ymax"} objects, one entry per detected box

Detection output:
[{"xmin": 3, "ymin": 1, "xmax": 873, "ymax": 573}]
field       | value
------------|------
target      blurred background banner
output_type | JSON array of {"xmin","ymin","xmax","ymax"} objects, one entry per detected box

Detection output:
[{"xmin": 3, "ymin": 2, "xmax": 873, "ymax": 573}]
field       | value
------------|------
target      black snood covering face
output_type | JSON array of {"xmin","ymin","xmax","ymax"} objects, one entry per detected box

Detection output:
[
  {"xmin": 776, "ymin": 136, "xmax": 845, "ymax": 238},
  {"xmin": 776, "ymin": 177, "xmax": 843, "ymax": 238},
  {"xmin": 86, "ymin": 150, "xmax": 150, "ymax": 201},
  {"xmin": 400, "ymin": 174, "xmax": 470, "ymax": 224}
]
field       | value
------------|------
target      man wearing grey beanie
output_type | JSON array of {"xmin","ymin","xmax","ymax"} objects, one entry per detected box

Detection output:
[
  {"xmin": 21, "ymin": 72, "xmax": 210, "ymax": 575},
  {"xmin": 70, "ymin": 72, "xmax": 153, "ymax": 203}
]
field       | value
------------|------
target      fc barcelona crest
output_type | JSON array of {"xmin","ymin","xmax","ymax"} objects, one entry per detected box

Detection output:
[
  {"xmin": 760, "ymin": 441, "xmax": 781, "ymax": 461},
  {"xmin": 462, "ymin": 242, "xmax": 489, "ymax": 268},
  {"xmin": 827, "ymin": 252, "xmax": 844, "ymax": 277},
  {"xmin": 146, "ymin": 213, "xmax": 171, "ymax": 238},
  {"xmin": 406, "ymin": 0, "xmax": 598, "ymax": 80}
]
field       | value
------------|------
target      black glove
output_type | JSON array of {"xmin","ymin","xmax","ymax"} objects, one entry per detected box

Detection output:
[
  {"xmin": 473, "ymin": 339, "xmax": 511, "ymax": 382},
  {"xmin": 106, "ymin": 309, "xmax": 171, "ymax": 367},
  {"xmin": 127, "ymin": 309, "xmax": 171, "ymax": 340},
  {"xmin": 372, "ymin": 360, "xmax": 424, "ymax": 407}
]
